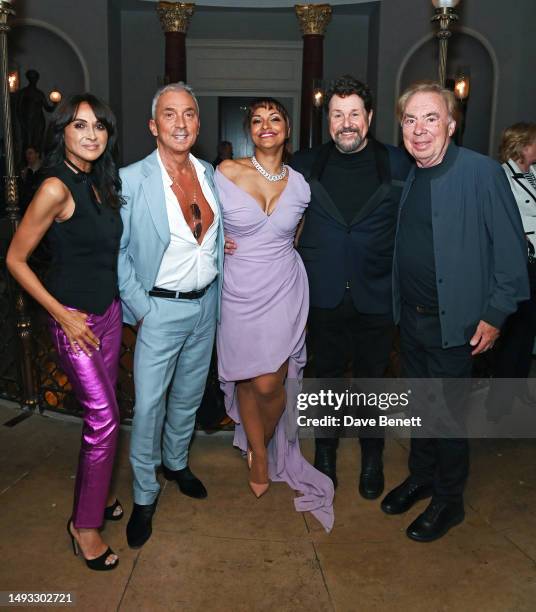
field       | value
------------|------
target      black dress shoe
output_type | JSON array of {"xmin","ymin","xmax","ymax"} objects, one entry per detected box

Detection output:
[
  {"xmin": 406, "ymin": 499, "xmax": 465, "ymax": 542},
  {"xmin": 162, "ymin": 465, "xmax": 207, "ymax": 499},
  {"xmin": 126, "ymin": 501, "xmax": 157, "ymax": 549},
  {"xmin": 314, "ymin": 444, "xmax": 338, "ymax": 489},
  {"xmin": 381, "ymin": 477, "xmax": 433, "ymax": 515},
  {"xmin": 359, "ymin": 455, "xmax": 384, "ymax": 500}
]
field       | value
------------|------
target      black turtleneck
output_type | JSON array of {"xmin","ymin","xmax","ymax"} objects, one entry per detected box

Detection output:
[
  {"xmin": 320, "ymin": 142, "xmax": 380, "ymax": 225},
  {"xmin": 397, "ymin": 142, "xmax": 456, "ymax": 308}
]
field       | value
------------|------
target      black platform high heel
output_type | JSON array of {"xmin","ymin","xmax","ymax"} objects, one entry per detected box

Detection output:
[
  {"xmin": 103, "ymin": 499, "xmax": 124, "ymax": 521},
  {"xmin": 66, "ymin": 519, "xmax": 119, "ymax": 571}
]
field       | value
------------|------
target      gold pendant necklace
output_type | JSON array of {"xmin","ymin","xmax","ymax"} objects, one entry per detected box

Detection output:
[{"xmin": 166, "ymin": 160, "xmax": 202, "ymax": 240}]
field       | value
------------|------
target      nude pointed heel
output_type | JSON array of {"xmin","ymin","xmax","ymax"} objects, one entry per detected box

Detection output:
[
  {"xmin": 247, "ymin": 448, "xmax": 269, "ymax": 498},
  {"xmin": 249, "ymin": 481, "xmax": 270, "ymax": 498}
]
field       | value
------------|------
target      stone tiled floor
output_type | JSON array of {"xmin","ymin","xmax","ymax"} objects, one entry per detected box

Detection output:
[{"xmin": 1, "ymin": 401, "xmax": 535, "ymax": 611}]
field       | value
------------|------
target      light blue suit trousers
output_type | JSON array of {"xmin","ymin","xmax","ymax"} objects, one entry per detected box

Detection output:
[{"xmin": 130, "ymin": 284, "xmax": 217, "ymax": 504}]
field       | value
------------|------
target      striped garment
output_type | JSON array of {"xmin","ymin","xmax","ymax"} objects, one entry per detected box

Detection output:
[{"xmin": 524, "ymin": 171, "xmax": 536, "ymax": 190}]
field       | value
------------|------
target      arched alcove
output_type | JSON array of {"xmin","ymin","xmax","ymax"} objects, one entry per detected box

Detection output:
[
  {"xmin": 8, "ymin": 21, "xmax": 88, "ymax": 99},
  {"xmin": 396, "ymin": 29, "xmax": 497, "ymax": 155}
]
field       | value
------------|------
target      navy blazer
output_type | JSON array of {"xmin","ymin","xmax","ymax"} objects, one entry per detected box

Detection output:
[{"xmin": 291, "ymin": 138, "xmax": 411, "ymax": 313}]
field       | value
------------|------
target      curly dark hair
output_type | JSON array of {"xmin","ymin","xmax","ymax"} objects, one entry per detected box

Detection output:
[
  {"xmin": 43, "ymin": 93, "xmax": 124, "ymax": 210},
  {"xmin": 325, "ymin": 75, "xmax": 373, "ymax": 113}
]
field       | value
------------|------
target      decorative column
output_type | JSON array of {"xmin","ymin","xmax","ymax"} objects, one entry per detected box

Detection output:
[
  {"xmin": 0, "ymin": 0, "xmax": 39, "ymax": 411},
  {"xmin": 295, "ymin": 4, "xmax": 332, "ymax": 149},
  {"xmin": 157, "ymin": 1, "xmax": 195, "ymax": 84}
]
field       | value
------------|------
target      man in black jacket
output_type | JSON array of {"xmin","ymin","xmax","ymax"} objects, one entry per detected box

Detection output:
[{"xmin": 291, "ymin": 75, "xmax": 411, "ymax": 498}]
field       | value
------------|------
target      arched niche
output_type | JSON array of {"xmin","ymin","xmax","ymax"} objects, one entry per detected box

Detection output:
[
  {"xmin": 395, "ymin": 28, "xmax": 497, "ymax": 156},
  {"xmin": 8, "ymin": 20, "xmax": 89, "ymax": 101}
]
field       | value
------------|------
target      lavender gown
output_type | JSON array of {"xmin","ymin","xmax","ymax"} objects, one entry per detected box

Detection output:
[{"xmin": 215, "ymin": 167, "xmax": 334, "ymax": 532}]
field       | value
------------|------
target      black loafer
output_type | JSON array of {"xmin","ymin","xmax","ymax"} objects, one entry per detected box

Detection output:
[
  {"xmin": 314, "ymin": 443, "xmax": 338, "ymax": 489},
  {"xmin": 406, "ymin": 499, "xmax": 465, "ymax": 542},
  {"xmin": 359, "ymin": 457, "xmax": 384, "ymax": 500},
  {"xmin": 126, "ymin": 500, "xmax": 157, "ymax": 549},
  {"xmin": 162, "ymin": 465, "xmax": 208, "ymax": 499},
  {"xmin": 381, "ymin": 477, "xmax": 433, "ymax": 514}
]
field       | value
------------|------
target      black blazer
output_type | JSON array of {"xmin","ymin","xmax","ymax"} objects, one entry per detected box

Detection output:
[{"xmin": 291, "ymin": 138, "xmax": 411, "ymax": 313}]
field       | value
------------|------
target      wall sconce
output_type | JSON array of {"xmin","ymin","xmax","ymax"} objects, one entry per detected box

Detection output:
[
  {"xmin": 309, "ymin": 79, "xmax": 324, "ymax": 147},
  {"xmin": 431, "ymin": 0, "xmax": 461, "ymax": 87},
  {"xmin": 454, "ymin": 73, "xmax": 470, "ymax": 101},
  {"xmin": 312, "ymin": 79, "xmax": 324, "ymax": 108},
  {"xmin": 49, "ymin": 89, "xmax": 62, "ymax": 104},
  {"xmin": 453, "ymin": 68, "xmax": 470, "ymax": 146},
  {"xmin": 8, "ymin": 68, "xmax": 19, "ymax": 93}
]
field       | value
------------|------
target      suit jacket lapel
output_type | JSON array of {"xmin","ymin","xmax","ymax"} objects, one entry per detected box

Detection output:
[
  {"xmin": 141, "ymin": 151, "xmax": 170, "ymax": 246},
  {"xmin": 310, "ymin": 179, "xmax": 348, "ymax": 226},
  {"xmin": 309, "ymin": 142, "xmax": 347, "ymax": 225},
  {"xmin": 199, "ymin": 161, "xmax": 225, "ymax": 270},
  {"xmin": 202, "ymin": 164, "xmax": 222, "ymax": 214},
  {"xmin": 349, "ymin": 139, "xmax": 392, "ymax": 226},
  {"xmin": 399, "ymin": 167, "xmax": 415, "ymax": 210},
  {"xmin": 506, "ymin": 161, "xmax": 536, "ymax": 203}
]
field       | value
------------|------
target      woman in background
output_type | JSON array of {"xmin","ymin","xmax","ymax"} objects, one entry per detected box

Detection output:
[{"xmin": 492, "ymin": 122, "xmax": 536, "ymax": 401}]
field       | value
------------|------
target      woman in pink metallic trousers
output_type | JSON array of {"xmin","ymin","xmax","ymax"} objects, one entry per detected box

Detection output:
[{"xmin": 7, "ymin": 94, "xmax": 124, "ymax": 571}]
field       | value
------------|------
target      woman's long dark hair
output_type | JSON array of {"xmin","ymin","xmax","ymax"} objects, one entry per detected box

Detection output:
[{"xmin": 43, "ymin": 93, "xmax": 124, "ymax": 209}]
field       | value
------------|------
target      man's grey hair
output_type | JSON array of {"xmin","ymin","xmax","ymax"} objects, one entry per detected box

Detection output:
[{"xmin": 151, "ymin": 82, "xmax": 199, "ymax": 119}]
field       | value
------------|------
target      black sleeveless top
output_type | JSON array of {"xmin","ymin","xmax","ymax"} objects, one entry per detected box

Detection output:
[{"xmin": 44, "ymin": 162, "xmax": 123, "ymax": 315}]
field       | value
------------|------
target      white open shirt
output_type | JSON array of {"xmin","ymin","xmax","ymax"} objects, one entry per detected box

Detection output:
[{"xmin": 154, "ymin": 151, "xmax": 219, "ymax": 292}]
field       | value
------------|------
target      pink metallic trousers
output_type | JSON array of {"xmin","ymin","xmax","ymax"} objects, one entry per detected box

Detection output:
[{"xmin": 48, "ymin": 298, "xmax": 122, "ymax": 529}]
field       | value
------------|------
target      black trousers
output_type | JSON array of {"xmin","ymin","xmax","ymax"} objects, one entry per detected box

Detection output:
[
  {"xmin": 486, "ymin": 266, "xmax": 536, "ymax": 412},
  {"xmin": 308, "ymin": 290, "xmax": 395, "ymax": 455},
  {"xmin": 400, "ymin": 305, "xmax": 472, "ymax": 502},
  {"xmin": 493, "ymin": 297, "xmax": 536, "ymax": 380}
]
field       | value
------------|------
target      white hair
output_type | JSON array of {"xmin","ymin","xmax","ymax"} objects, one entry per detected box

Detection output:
[{"xmin": 151, "ymin": 82, "xmax": 199, "ymax": 119}]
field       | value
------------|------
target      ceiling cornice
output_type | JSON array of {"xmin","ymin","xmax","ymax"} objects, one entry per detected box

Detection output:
[{"xmin": 141, "ymin": 0, "xmax": 378, "ymax": 7}]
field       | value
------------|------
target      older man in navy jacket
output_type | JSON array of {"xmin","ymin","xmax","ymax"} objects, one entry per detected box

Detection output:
[{"xmin": 381, "ymin": 81, "xmax": 529, "ymax": 542}]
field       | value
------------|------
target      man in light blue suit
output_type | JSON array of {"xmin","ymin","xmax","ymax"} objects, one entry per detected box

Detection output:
[{"xmin": 118, "ymin": 82, "xmax": 224, "ymax": 548}]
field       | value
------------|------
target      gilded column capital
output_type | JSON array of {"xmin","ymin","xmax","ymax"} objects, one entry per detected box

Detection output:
[
  {"xmin": 157, "ymin": 2, "xmax": 195, "ymax": 34},
  {"xmin": 295, "ymin": 4, "xmax": 332, "ymax": 36},
  {"xmin": 0, "ymin": 1, "xmax": 16, "ymax": 33}
]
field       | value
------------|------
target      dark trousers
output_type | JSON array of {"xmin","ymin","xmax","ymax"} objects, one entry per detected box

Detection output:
[
  {"xmin": 486, "ymin": 267, "xmax": 536, "ymax": 412},
  {"xmin": 400, "ymin": 305, "xmax": 472, "ymax": 502},
  {"xmin": 493, "ymin": 297, "xmax": 536, "ymax": 381},
  {"xmin": 308, "ymin": 290, "xmax": 395, "ymax": 455}
]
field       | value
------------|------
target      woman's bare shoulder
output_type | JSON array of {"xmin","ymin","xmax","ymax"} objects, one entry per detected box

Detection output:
[
  {"xmin": 38, "ymin": 176, "xmax": 70, "ymax": 201},
  {"xmin": 218, "ymin": 158, "xmax": 253, "ymax": 180},
  {"xmin": 28, "ymin": 177, "xmax": 71, "ymax": 218}
]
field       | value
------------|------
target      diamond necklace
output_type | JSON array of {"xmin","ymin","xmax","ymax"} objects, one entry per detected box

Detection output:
[{"xmin": 250, "ymin": 155, "xmax": 287, "ymax": 182}]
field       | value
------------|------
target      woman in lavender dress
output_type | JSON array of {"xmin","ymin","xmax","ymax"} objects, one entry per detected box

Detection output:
[{"xmin": 215, "ymin": 98, "xmax": 334, "ymax": 531}]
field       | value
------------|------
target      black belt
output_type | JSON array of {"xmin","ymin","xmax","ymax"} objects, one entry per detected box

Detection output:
[
  {"xmin": 414, "ymin": 304, "xmax": 439, "ymax": 315},
  {"xmin": 149, "ymin": 282, "xmax": 212, "ymax": 300}
]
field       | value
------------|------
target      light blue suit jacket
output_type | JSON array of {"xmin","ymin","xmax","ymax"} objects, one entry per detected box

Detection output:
[{"xmin": 117, "ymin": 149, "xmax": 224, "ymax": 325}]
